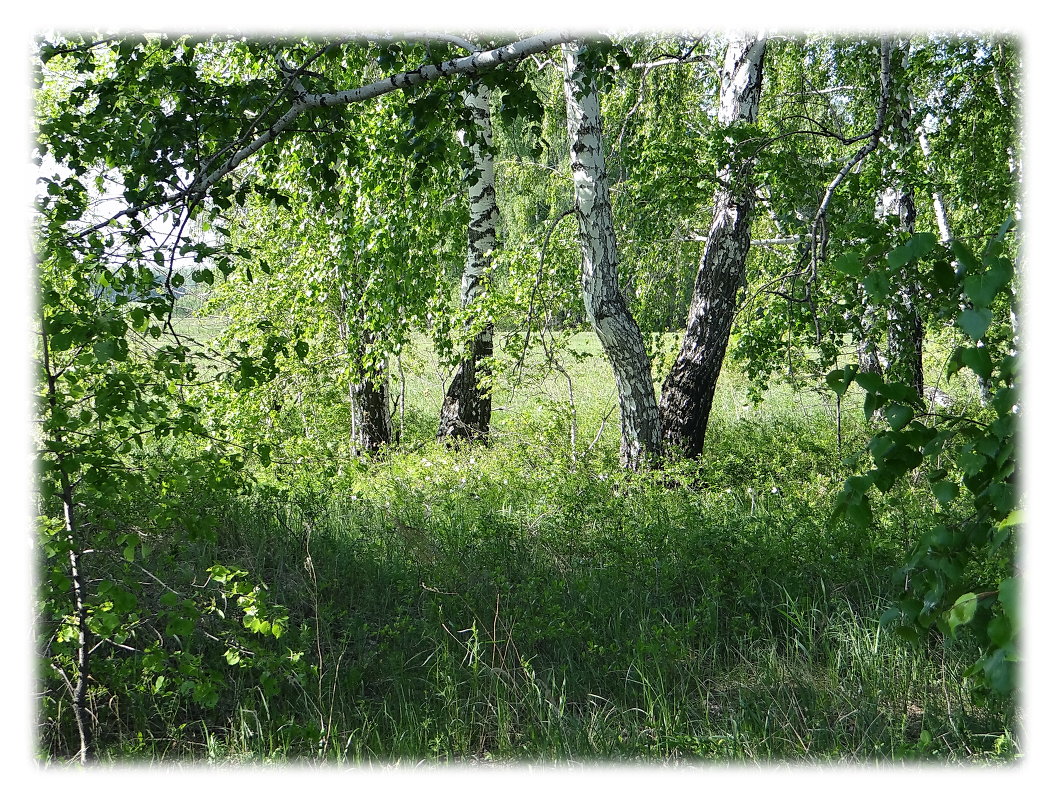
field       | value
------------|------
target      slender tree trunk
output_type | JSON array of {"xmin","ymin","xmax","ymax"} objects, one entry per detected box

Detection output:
[
  {"xmin": 880, "ymin": 40, "xmax": 924, "ymax": 397},
  {"xmin": 916, "ymin": 124, "xmax": 953, "ymax": 243},
  {"xmin": 561, "ymin": 42, "xmax": 661, "ymax": 470},
  {"xmin": 439, "ymin": 80, "xmax": 496, "ymax": 442},
  {"xmin": 919, "ymin": 115, "xmax": 995, "ymax": 403},
  {"xmin": 659, "ymin": 34, "xmax": 766, "ymax": 459},
  {"xmin": 41, "ymin": 330, "xmax": 92, "ymax": 764}
]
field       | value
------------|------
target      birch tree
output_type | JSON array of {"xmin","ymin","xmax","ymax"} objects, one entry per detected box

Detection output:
[
  {"xmin": 561, "ymin": 41, "xmax": 661, "ymax": 469},
  {"xmin": 438, "ymin": 77, "xmax": 498, "ymax": 442},
  {"xmin": 877, "ymin": 39, "xmax": 924, "ymax": 397},
  {"xmin": 659, "ymin": 34, "xmax": 766, "ymax": 458}
]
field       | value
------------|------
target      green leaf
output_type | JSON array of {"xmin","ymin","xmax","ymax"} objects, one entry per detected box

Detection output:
[
  {"xmin": 964, "ymin": 262, "xmax": 1012, "ymax": 308},
  {"xmin": 959, "ymin": 346, "xmax": 993, "ymax": 379},
  {"xmin": 931, "ymin": 260, "xmax": 957, "ymax": 290},
  {"xmin": 997, "ymin": 509, "xmax": 1022, "ymax": 531},
  {"xmin": 887, "ymin": 232, "xmax": 937, "ymax": 268},
  {"xmin": 825, "ymin": 365, "xmax": 857, "ymax": 397},
  {"xmin": 879, "ymin": 606, "xmax": 902, "ymax": 627},
  {"xmin": 855, "ymin": 371, "xmax": 885, "ymax": 394},
  {"xmin": 832, "ymin": 252, "xmax": 864, "ymax": 277},
  {"xmin": 49, "ymin": 330, "xmax": 73, "ymax": 352},
  {"xmin": 951, "ymin": 240, "xmax": 980, "ymax": 273},
  {"xmin": 987, "ymin": 614, "xmax": 1013, "ymax": 647},
  {"xmin": 980, "ymin": 647, "xmax": 1015, "ymax": 695},
  {"xmin": 931, "ymin": 481, "xmax": 958, "ymax": 504},
  {"xmin": 862, "ymin": 270, "xmax": 891, "ymax": 300},
  {"xmin": 884, "ymin": 404, "xmax": 914, "ymax": 430},
  {"xmin": 92, "ymin": 340, "xmax": 120, "ymax": 363},
  {"xmin": 998, "ymin": 577, "xmax": 1018, "ymax": 629},
  {"xmin": 957, "ymin": 308, "xmax": 992, "ymax": 341}
]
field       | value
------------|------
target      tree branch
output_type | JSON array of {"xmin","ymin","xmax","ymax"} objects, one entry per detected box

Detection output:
[{"xmin": 72, "ymin": 32, "xmax": 572, "ymax": 239}]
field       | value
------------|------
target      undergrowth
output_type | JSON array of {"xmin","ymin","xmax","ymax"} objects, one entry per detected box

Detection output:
[{"xmin": 37, "ymin": 331, "xmax": 1017, "ymax": 764}]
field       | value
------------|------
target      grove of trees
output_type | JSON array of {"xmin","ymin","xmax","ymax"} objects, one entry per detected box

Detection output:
[{"xmin": 33, "ymin": 29, "xmax": 1020, "ymax": 764}]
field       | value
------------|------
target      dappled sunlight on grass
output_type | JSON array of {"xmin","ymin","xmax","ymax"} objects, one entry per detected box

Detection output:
[{"xmin": 57, "ymin": 319, "xmax": 1013, "ymax": 764}]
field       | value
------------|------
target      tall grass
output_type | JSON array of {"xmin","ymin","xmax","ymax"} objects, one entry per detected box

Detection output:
[{"xmin": 39, "ymin": 326, "xmax": 1017, "ymax": 764}]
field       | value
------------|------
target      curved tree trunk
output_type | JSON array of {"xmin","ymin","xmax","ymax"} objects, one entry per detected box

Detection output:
[
  {"xmin": 562, "ymin": 42, "xmax": 661, "ymax": 470},
  {"xmin": 439, "ymin": 80, "xmax": 496, "ymax": 442},
  {"xmin": 659, "ymin": 34, "xmax": 766, "ymax": 459}
]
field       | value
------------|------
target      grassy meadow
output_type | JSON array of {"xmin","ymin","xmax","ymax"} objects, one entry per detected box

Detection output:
[{"xmin": 39, "ymin": 312, "xmax": 1017, "ymax": 765}]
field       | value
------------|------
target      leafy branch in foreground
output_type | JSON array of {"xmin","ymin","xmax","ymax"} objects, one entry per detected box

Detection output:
[{"xmin": 831, "ymin": 230, "xmax": 1018, "ymax": 698}]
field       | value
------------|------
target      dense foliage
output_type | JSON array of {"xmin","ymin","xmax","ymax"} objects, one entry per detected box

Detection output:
[{"xmin": 33, "ymin": 31, "xmax": 1020, "ymax": 763}]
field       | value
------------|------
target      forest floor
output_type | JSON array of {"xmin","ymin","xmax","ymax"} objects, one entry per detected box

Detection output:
[{"xmin": 43, "ymin": 316, "xmax": 1017, "ymax": 764}]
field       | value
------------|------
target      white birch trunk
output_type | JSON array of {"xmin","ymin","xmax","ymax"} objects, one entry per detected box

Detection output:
[
  {"xmin": 879, "ymin": 40, "xmax": 923, "ymax": 397},
  {"xmin": 916, "ymin": 124, "xmax": 953, "ymax": 243},
  {"xmin": 438, "ymin": 80, "xmax": 497, "ymax": 441},
  {"xmin": 561, "ymin": 42, "xmax": 661, "ymax": 470}
]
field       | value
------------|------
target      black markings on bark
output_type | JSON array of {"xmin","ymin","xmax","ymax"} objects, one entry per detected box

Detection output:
[
  {"xmin": 659, "ymin": 35, "xmax": 766, "ymax": 460},
  {"xmin": 439, "ymin": 81, "xmax": 498, "ymax": 444},
  {"xmin": 438, "ymin": 327, "xmax": 493, "ymax": 441},
  {"xmin": 660, "ymin": 190, "xmax": 755, "ymax": 458},
  {"xmin": 562, "ymin": 42, "xmax": 662, "ymax": 470},
  {"xmin": 351, "ymin": 373, "xmax": 393, "ymax": 454}
]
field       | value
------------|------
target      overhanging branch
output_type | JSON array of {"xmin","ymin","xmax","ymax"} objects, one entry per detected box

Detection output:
[
  {"xmin": 189, "ymin": 32, "xmax": 570, "ymax": 201},
  {"xmin": 73, "ymin": 32, "xmax": 572, "ymax": 239}
]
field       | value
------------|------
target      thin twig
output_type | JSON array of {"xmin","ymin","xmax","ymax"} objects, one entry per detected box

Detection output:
[{"xmin": 509, "ymin": 208, "xmax": 574, "ymax": 396}]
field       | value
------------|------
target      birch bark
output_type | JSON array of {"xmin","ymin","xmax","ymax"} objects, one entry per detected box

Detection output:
[
  {"xmin": 916, "ymin": 123, "xmax": 953, "ymax": 244},
  {"xmin": 336, "ymin": 279, "xmax": 392, "ymax": 454},
  {"xmin": 658, "ymin": 34, "xmax": 766, "ymax": 459},
  {"xmin": 41, "ymin": 329, "xmax": 92, "ymax": 764},
  {"xmin": 561, "ymin": 42, "xmax": 661, "ymax": 470},
  {"xmin": 438, "ymin": 80, "xmax": 497, "ymax": 441},
  {"xmin": 879, "ymin": 40, "xmax": 924, "ymax": 397},
  {"xmin": 350, "ymin": 367, "xmax": 393, "ymax": 454}
]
